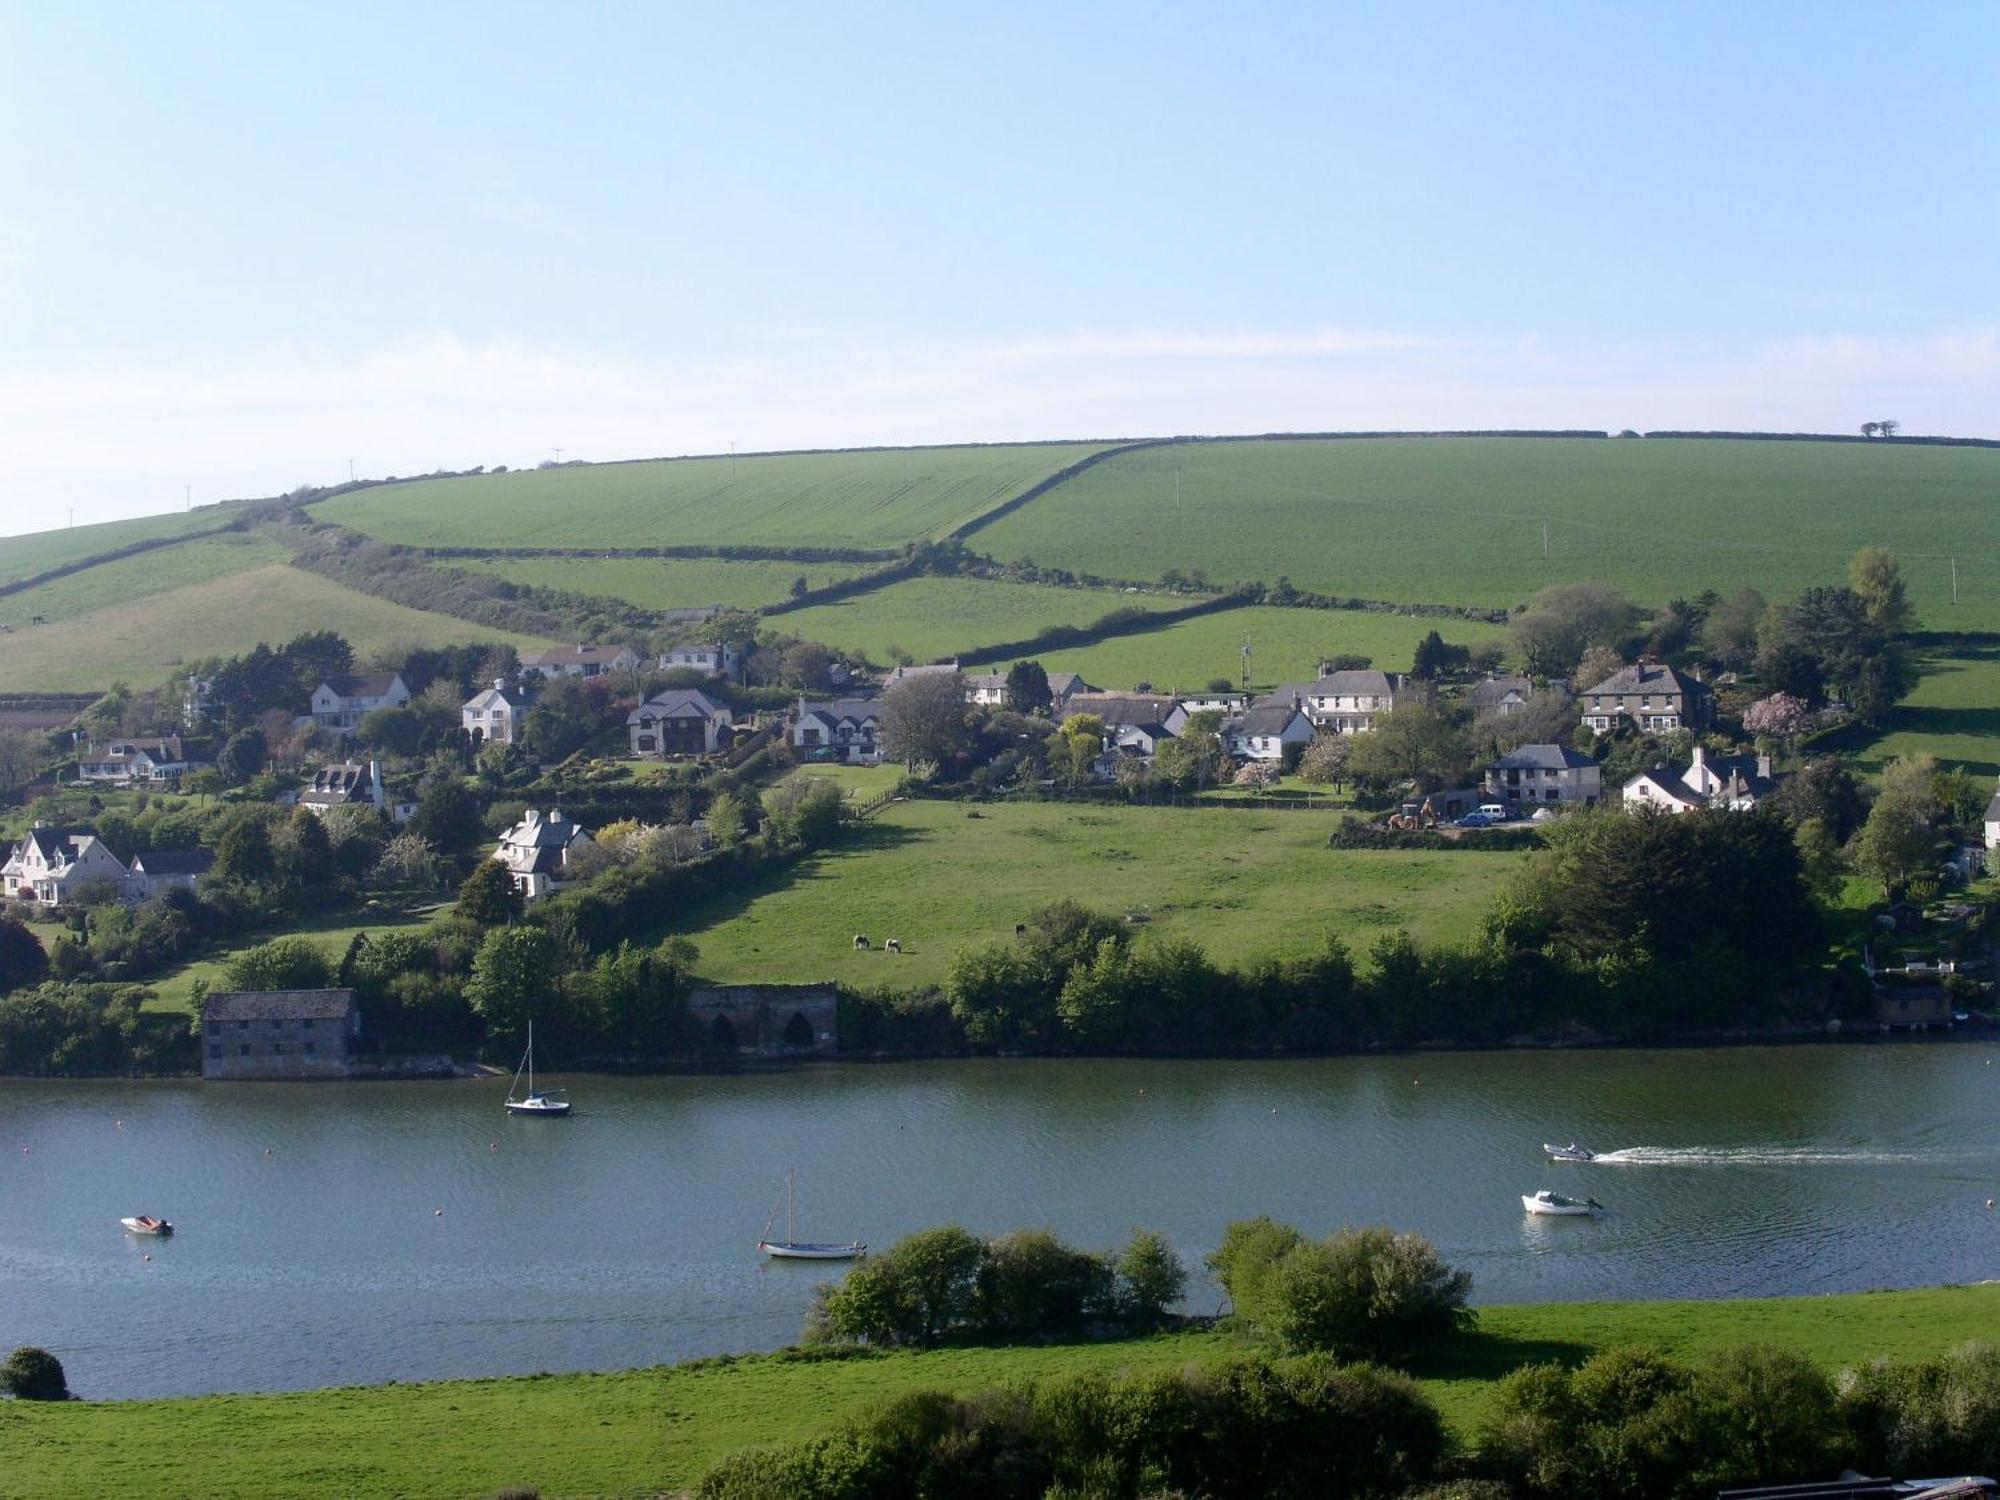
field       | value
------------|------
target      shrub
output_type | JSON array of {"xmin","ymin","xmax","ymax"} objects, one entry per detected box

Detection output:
[
  {"xmin": 1116, "ymin": 1228, "xmax": 1187, "ymax": 1329},
  {"xmin": 1839, "ymin": 1341, "xmax": 2000, "ymax": 1478},
  {"xmin": 971, "ymin": 1229, "xmax": 1115, "ymax": 1340},
  {"xmin": 224, "ymin": 936, "xmax": 333, "ymax": 992},
  {"xmin": 1, "ymin": 1345, "xmax": 68, "ymax": 1400},
  {"xmin": 807, "ymin": 1225, "xmax": 985, "ymax": 1347}
]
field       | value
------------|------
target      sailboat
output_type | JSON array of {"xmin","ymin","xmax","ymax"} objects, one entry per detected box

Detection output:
[
  {"xmin": 757, "ymin": 1170, "xmax": 864, "ymax": 1260},
  {"xmin": 504, "ymin": 1021, "xmax": 571, "ymax": 1116}
]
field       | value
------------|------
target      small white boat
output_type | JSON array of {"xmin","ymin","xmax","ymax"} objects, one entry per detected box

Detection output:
[
  {"xmin": 120, "ymin": 1215, "xmax": 173, "ymax": 1236},
  {"xmin": 1523, "ymin": 1190, "xmax": 1603, "ymax": 1217},
  {"xmin": 504, "ymin": 1021, "xmax": 571, "ymax": 1116},
  {"xmin": 757, "ymin": 1170, "xmax": 865, "ymax": 1261},
  {"xmin": 1544, "ymin": 1141, "xmax": 1596, "ymax": 1163}
]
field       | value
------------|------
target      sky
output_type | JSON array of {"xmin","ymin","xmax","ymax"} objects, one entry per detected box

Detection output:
[{"xmin": 1, "ymin": 1, "xmax": 1996, "ymax": 534}]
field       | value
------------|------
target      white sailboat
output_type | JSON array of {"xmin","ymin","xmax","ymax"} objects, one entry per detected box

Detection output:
[
  {"xmin": 757, "ymin": 1170, "xmax": 864, "ymax": 1260},
  {"xmin": 504, "ymin": 1021, "xmax": 571, "ymax": 1116}
]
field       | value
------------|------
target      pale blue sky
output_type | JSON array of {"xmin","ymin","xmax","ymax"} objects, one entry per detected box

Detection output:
[{"xmin": 1, "ymin": 2, "xmax": 1995, "ymax": 531}]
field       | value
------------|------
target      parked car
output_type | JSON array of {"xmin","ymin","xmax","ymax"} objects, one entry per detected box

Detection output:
[{"xmin": 1455, "ymin": 812, "xmax": 1498, "ymax": 828}]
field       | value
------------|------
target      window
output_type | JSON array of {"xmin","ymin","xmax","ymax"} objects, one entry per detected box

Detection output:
[
  {"xmin": 208, "ymin": 1045, "xmax": 221, "ymax": 1059},
  {"xmin": 302, "ymin": 1018, "xmax": 315, "ymax": 1030},
  {"xmin": 239, "ymin": 1044, "xmax": 250, "ymax": 1057},
  {"xmin": 237, "ymin": 1019, "xmax": 249, "ymax": 1031},
  {"xmin": 303, "ymin": 1042, "xmax": 316, "ymax": 1056}
]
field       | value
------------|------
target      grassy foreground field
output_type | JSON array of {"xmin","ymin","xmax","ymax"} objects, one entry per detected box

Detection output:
[
  {"xmin": 976, "ymin": 437, "xmax": 2000, "ymax": 625},
  {"xmin": 458, "ymin": 554, "xmax": 877, "ymax": 611},
  {"xmin": 676, "ymin": 798, "xmax": 1524, "ymax": 987},
  {"xmin": 313, "ymin": 443, "xmax": 1106, "ymax": 551},
  {"xmin": 0, "ymin": 564, "xmax": 554, "ymax": 692},
  {"xmin": 3, "ymin": 1284, "xmax": 1990, "ymax": 1500}
]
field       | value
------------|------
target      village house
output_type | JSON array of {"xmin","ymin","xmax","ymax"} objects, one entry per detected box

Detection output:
[
  {"xmin": 1294, "ymin": 670, "xmax": 1399, "ymax": 734},
  {"xmin": 460, "ymin": 680, "xmax": 535, "ymax": 746},
  {"xmin": 75, "ymin": 735, "xmax": 208, "ymax": 787},
  {"xmin": 1484, "ymin": 743, "xmax": 1601, "ymax": 811},
  {"xmin": 309, "ymin": 673, "xmax": 410, "ymax": 734},
  {"xmin": 792, "ymin": 698, "xmax": 883, "ymax": 765},
  {"xmin": 657, "ymin": 642, "xmax": 742, "ymax": 680},
  {"xmin": 492, "ymin": 808, "xmax": 593, "ymax": 899},
  {"xmin": 1171, "ymin": 692, "xmax": 1249, "ymax": 722},
  {"xmin": 1224, "ymin": 702, "xmax": 1316, "ymax": 762},
  {"xmin": 1045, "ymin": 671, "xmax": 1096, "ymax": 710},
  {"xmin": 519, "ymin": 644, "xmax": 641, "ymax": 680},
  {"xmin": 1579, "ymin": 661, "xmax": 1711, "ymax": 735},
  {"xmin": 298, "ymin": 759, "xmax": 385, "ymax": 816},
  {"xmin": 124, "ymin": 847, "xmax": 215, "ymax": 902},
  {"xmin": 626, "ymin": 688, "xmax": 733, "ymax": 757},
  {"xmin": 1467, "ymin": 674, "xmax": 1539, "ymax": 718},
  {"xmin": 200, "ymin": 989, "xmax": 361, "ymax": 1080},
  {"xmin": 965, "ymin": 671, "xmax": 1009, "ymax": 707},
  {"xmin": 1622, "ymin": 746, "xmax": 1781, "ymax": 814},
  {"xmin": 885, "ymin": 660, "xmax": 960, "ymax": 687},
  {"xmin": 1, "ymin": 826, "xmax": 131, "ymax": 906},
  {"xmin": 1060, "ymin": 692, "xmax": 1179, "ymax": 729},
  {"xmin": 1984, "ymin": 784, "xmax": 2000, "ymax": 851}
]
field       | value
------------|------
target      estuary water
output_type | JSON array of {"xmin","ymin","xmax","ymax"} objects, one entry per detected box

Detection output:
[{"xmin": 5, "ymin": 1043, "xmax": 2000, "ymax": 1399}]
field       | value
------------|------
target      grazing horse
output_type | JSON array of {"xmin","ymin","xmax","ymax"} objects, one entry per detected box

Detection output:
[
  {"xmin": 884, "ymin": 938, "xmax": 902, "ymax": 954},
  {"xmin": 853, "ymin": 934, "xmax": 871, "ymax": 950},
  {"xmin": 1014, "ymin": 923, "xmax": 1027, "ymax": 937}
]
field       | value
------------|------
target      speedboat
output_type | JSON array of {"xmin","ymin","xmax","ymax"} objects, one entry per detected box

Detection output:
[
  {"xmin": 1522, "ymin": 1190, "xmax": 1602, "ymax": 1217},
  {"xmin": 120, "ymin": 1215, "xmax": 173, "ymax": 1236},
  {"xmin": 1544, "ymin": 1141, "xmax": 1595, "ymax": 1163}
]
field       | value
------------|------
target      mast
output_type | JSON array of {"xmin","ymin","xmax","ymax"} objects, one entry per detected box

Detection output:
[
  {"xmin": 788, "ymin": 1168, "xmax": 797, "ymax": 1241},
  {"xmin": 526, "ymin": 1020, "xmax": 535, "ymax": 1096}
]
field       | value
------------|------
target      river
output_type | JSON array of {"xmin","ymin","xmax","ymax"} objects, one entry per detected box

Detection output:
[{"xmin": 4, "ymin": 1042, "xmax": 1999, "ymax": 1400}]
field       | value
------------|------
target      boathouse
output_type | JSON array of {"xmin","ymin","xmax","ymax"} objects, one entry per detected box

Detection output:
[
  {"xmin": 687, "ymin": 984, "xmax": 838, "ymax": 1057},
  {"xmin": 201, "ymin": 989, "xmax": 361, "ymax": 1080}
]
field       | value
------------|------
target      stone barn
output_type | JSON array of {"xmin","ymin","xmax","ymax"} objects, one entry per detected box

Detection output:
[
  {"xmin": 687, "ymin": 984, "xmax": 838, "ymax": 1057},
  {"xmin": 201, "ymin": 989, "xmax": 361, "ymax": 1080}
]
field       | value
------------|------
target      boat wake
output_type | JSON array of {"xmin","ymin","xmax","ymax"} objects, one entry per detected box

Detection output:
[{"xmin": 1591, "ymin": 1145, "xmax": 1943, "ymax": 1167}]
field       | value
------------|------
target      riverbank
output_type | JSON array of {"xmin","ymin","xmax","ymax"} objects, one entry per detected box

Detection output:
[{"xmin": 3, "ymin": 1283, "xmax": 1993, "ymax": 1500}]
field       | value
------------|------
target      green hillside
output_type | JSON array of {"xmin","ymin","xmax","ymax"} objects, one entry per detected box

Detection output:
[
  {"xmin": 0, "ymin": 564, "xmax": 552, "ymax": 692},
  {"xmin": 975, "ymin": 436, "xmax": 2000, "ymax": 623},
  {"xmin": 0, "ymin": 506, "xmax": 247, "ymax": 587},
  {"xmin": 456, "ymin": 554, "xmax": 877, "ymax": 611},
  {"xmin": 312, "ymin": 443, "xmax": 1108, "ymax": 550},
  {"xmin": 0, "ymin": 532, "xmax": 288, "ymax": 630}
]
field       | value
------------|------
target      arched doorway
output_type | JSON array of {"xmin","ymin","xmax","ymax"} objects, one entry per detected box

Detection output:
[
  {"xmin": 782, "ymin": 1011, "xmax": 814, "ymax": 1049},
  {"xmin": 709, "ymin": 1014, "xmax": 738, "ymax": 1050}
]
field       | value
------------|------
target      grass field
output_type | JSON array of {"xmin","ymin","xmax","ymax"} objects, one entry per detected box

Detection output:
[
  {"xmin": 0, "ymin": 507, "xmax": 248, "ymax": 588},
  {"xmin": 675, "ymin": 798, "xmax": 1523, "ymax": 987},
  {"xmin": 0, "ymin": 532, "xmax": 288, "ymax": 631},
  {"xmin": 774, "ymin": 576, "xmax": 1185, "ymax": 667},
  {"xmin": 312, "ymin": 444, "xmax": 1106, "ymax": 551},
  {"xmin": 3, "ymin": 1283, "xmax": 1990, "ymax": 1500},
  {"xmin": 457, "ymin": 554, "xmax": 877, "ymax": 611},
  {"xmin": 0, "ymin": 564, "xmax": 554, "ymax": 692},
  {"xmin": 1035, "ymin": 604, "xmax": 1506, "ymax": 694},
  {"xmin": 1816, "ymin": 646, "xmax": 2000, "ymax": 779},
  {"xmin": 975, "ymin": 437, "xmax": 2000, "ymax": 625},
  {"xmin": 135, "ymin": 907, "xmax": 449, "ymax": 1016}
]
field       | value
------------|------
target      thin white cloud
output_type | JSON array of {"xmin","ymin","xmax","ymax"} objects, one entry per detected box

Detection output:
[{"xmin": 1, "ymin": 325, "xmax": 1995, "ymax": 536}]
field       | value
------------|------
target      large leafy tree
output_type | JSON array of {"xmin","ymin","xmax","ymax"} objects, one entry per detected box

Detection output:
[
  {"xmin": 1849, "ymin": 546, "xmax": 1914, "ymax": 634},
  {"xmin": 880, "ymin": 672, "xmax": 971, "ymax": 770},
  {"xmin": 465, "ymin": 926, "xmax": 562, "ymax": 1050},
  {"xmin": 1347, "ymin": 703, "xmax": 1469, "ymax": 793},
  {"xmin": 1004, "ymin": 660, "xmax": 1052, "ymax": 715},
  {"xmin": 457, "ymin": 858, "xmax": 524, "ymax": 927}
]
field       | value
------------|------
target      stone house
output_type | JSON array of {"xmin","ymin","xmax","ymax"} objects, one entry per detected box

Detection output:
[
  {"xmin": 1045, "ymin": 672, "xmax": 1095, "ymax": 709},
  {"xmin": 309, "ymin": 673, "xmax": 410, "ymax": 735},
  {"xmin": 519, "ymin": 644, "xmax": 641, "ymax": 681},
  {"xmin": 299, "ymin": 759, "xmax": 385, "ymax": 816},
  {"xmin": 460, "ymin": 680, "xmax": 535, "ymax": 746},
  {"xmin": 1468, "ymin": 675, "xmax": 1538, "ymax": 718},
  {"xmin": 1, "ymin": 826, "xmax": 130, "ymax": 906},
  {"xmin": 492, "ymin": 808, "xmax": 593, "ymax": 899},
  {"xmin": 201, "ymin": 989, "xmax": 360, "ymax": 1079},
  {"xmin": 657, "ymin": 642, "xmax": 742, "ymax": 680},
  {"xmin": 792, "ymin": 698, "xmax": 883, "ymax": 765},
  {"xmin": 76, "ymin": 735, "xmax": 208, "ymax": 786},
  {"xmin": 1579, "ymin": 662, "xmax": 1711, "ymax": 735},
  {"xmin": 626, "ymin": 689, "xmax": 733, "ymax": 757},
  {"xmin": 1484, "ymin": 743, "xmax": 1601, "ymax": 811},
  {"xmin": 125, "ymin": 847, "xmax": 215, "ymax": 902}
]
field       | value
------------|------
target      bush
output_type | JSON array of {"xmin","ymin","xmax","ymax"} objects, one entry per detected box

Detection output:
[
  {"xmin": 224, "ymin": 936, "xmax": 334, "ymax": 992},
  {"xmin": 1, "ymin": 1345, "xmax": 68, "ymax": 1400},
  {"xmin": 1839, "ymin": 1341, "xmax": 2000, "ymax": 1478},
  {"xmin": 807, "ymin": 1225, "xmax": 985, "ymax": 1347},
  {"xmin": 1116, "ymin": 1228, "xmax": 1187, "ymax": 1329}
]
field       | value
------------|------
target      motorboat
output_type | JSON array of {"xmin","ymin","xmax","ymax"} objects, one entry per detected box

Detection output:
[
  {"xmin": 504, "ymin": 1021, "xmax": 572, "ymax": 1117},
  {"xmin": 120, "ymin": 1215, "xmax": 173, "ymax": 1236},
  {"xmin": 1544, "ymin": 1141, "xmax": 1595, "ymax": 1163},
  {"xmin": 757, "ymin": 1169, "xmax": 865, "ymax": 1261},
  {"xmin": 1523, "ymin": 1190, "xmax": 1602, "ymax": 1216}
]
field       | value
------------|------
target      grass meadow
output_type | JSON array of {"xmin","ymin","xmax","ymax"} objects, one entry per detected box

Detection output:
[
  {"xmin": 975, "ymin": 437, "xmax": 2000, "ymax": 625},
  {"xmin": 674, "ymin": 797, "xmax": 1524, "ymax": 988},
  {"xmin": 3, "ymin": 1283, "xmax": 1991, "ymax": 1499},
  {"xmin": 0, "ymin": 506, "xmax": 248, "ymax": 588},
  {"xmin": 0, "ymin": 564, "xmax": 553, "ymax": 692},
  {"xmin": 0, "ymin": 532, "xmax": 288, "ymax": 631},
  {"xmin": 457, "ymin": 554, "xmax": 877, "ymax": 611},
  {"xmin": 1821, "ymin": 645, "xmax": 2000, "ymax": 779},
  {"xmin": 312, "ymin": 443, "xmax": 1106, "ymax": 550},
  {"xmin": 774, "ymin": 576, "xmax": 1184, "ymax": 667}
]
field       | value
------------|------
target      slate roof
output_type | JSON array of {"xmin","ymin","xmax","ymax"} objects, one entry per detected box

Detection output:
[
  {"xmin": 1236, "ymin": 704, "xmax": 1309, "ymax": 737},
  {"xmin": 627, "ymin": 689, "xmax": 728, "ymax": 724},
  {"xmin": 499, "ymin": 810, "xmax": 588, "ymax": 850},
  {"xmin": 1986, "ymin": 787, "xmax": 2000, "ymax": 823},
  {"xmin": 521, "ymin": 645, "xmax": 632, "ymax": 669},
  {"xmin": 1582, "ymin": 662, "xmax": 1704, "ymax": 699},
  {"xmin": 130, "ymin": 848, "xmax": 215, "ymax": 876},
  {"xmin": 300, "ymin": 761, "xmax": 376, "ymax": 805},
  {"xmin": 965, "ymin": 672, "xmax": 1007, "ymax": 693},
  {"xmin": 1306, "ymin": 669, "xmax": 1396, "ymax": 698},
  {"xmin": 1045, "ymin": 671, "xmax": 1093, "ymax": 697},
  {"xmin": 1491, "ymin": 743, "xmax": 1596, "ymax": 771},
  {"xmin": 797, "ymin": 697, "xmax": 882, "ymax": 726},
  {"xmin": 202, "ymin": 989, "xmax": 357, "ymax": 1023},
  {"xmin": 1624, "ymin": 768, "xmax": 1705, "ymax": 808},
  {"xmin": 1468, "ymin": 675, "xmax": 1537, "ymax": 711},
  {"xmin": 463, "ymin": 684, "xmax": 532, "ymax": 713},
  {"xmin": 886, "ymin": 662, "xmax": 960, "ymax": 683},
  {"xmin": 1061, "ymin": 693, "xmax": 1178, "ymax": 726},
  {"xmin": 321, "ymin": 673, "xmax": 403, "ymax": 700}
]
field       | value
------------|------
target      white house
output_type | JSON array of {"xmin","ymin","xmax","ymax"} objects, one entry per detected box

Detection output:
[
  {"xmin": 125, "ymin": 847, "xmax": 215, "ymax": 902},
  {"xmin": 1984, "ymin": 785, "xmax": 2000, "ymax": 851},
  {"xmin": 492, "ymin": 808, "xmax": 594, "ymax": 899},
  {"xmin": 519, "ymin": 644, "xmax": 641, "ymax": 680},
  {"xmin": 657, "ymin": 642, "xmax": 742, "ymax": 680},
  {"xmin": 1484, "ymin": 743, "xmax": 1601, "ymax": 812},
  {"xmin": 965, "ymin": 672, "xmax": 1009, "ymax": 707},
  {"xmin": 1224, "ymin": 703, "xmax": 1316, "ymax": 762},
  {"xmin": 309, "ymin": 673, "xmax": 410, "ymax": 734},
  {"xmin": 298, "ymin": 760, "xmax": 386, "ymax": 815},
  {"xmin": 1296, "ymin": 670, "xmax": 1398, "ymax": 734},
  {"xmin": 626, "ymin": 689, "xmax": 733, "ymax": 757},
  {"xmin": 793, "ymin": 698, "xmax": 883, "ymax": 765},
  {"xmin": 75, "ymin": 736, "xmax": 207, "ymax": 786},
  {"xmin": 1, "ymin": 826, "xmax": 130, "ymax": 906},
  {"xmin": 461, "ymin": 681, "xmax": 534, "ymax": 746},
  {"xmin": 1623, "ymin": 746, "xmax": 1781, "ymax": 814}
]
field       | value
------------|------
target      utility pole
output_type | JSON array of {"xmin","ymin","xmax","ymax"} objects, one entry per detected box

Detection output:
[
  {"xmin": 1175, "ymin": 465, "xmax": 1182, "ymax": 513},
  {"xmin": 1241, "ymin": 635, "xmax": 1252, "ymax": 692},
  {"xmin": 1542, "ymin": 518, "xmax": 1550, "ymax": 560},
  {"xmin": 184, "ymin": 484, "xmax": 191, "ymax": 511},
  {"xmin": 67, "ymin": 507, "xmax": 73, "ymax": 529},
  {"xmin": 729, "ymin": 441, "xmax": 737, "ymax": 481},
  {"xmin": 552, "ymin": 447, "xmax": 564, "ymax": 465},
  {"xmin": 348, "ymin": 458, "xmax": 356, "ymax": 484},
  {"xmin": 1952, "ymin": 557, "xmax": 1960, "ymax": 605}
]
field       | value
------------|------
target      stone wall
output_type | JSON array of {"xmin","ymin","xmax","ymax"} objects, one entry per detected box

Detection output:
[
  {"xmin": 687, "ymin": 984, "xmax": 839, "ymax": 1057},
  {"xmin": 202, "ymin": 1015, "xmax": 356, "ymax": 1080}
]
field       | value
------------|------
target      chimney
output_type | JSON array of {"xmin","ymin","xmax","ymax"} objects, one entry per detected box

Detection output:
[
  {"xmin": 1757, "ymin": 753, "xmax": 1772, "ymax": 781},
  {"xmin": 1688, "ymin": 744, "xmax": 1707, "ymax": 791},
  {"xmin": 493, "ymin": 678, "xmax": 506, "ymax": 691}
]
